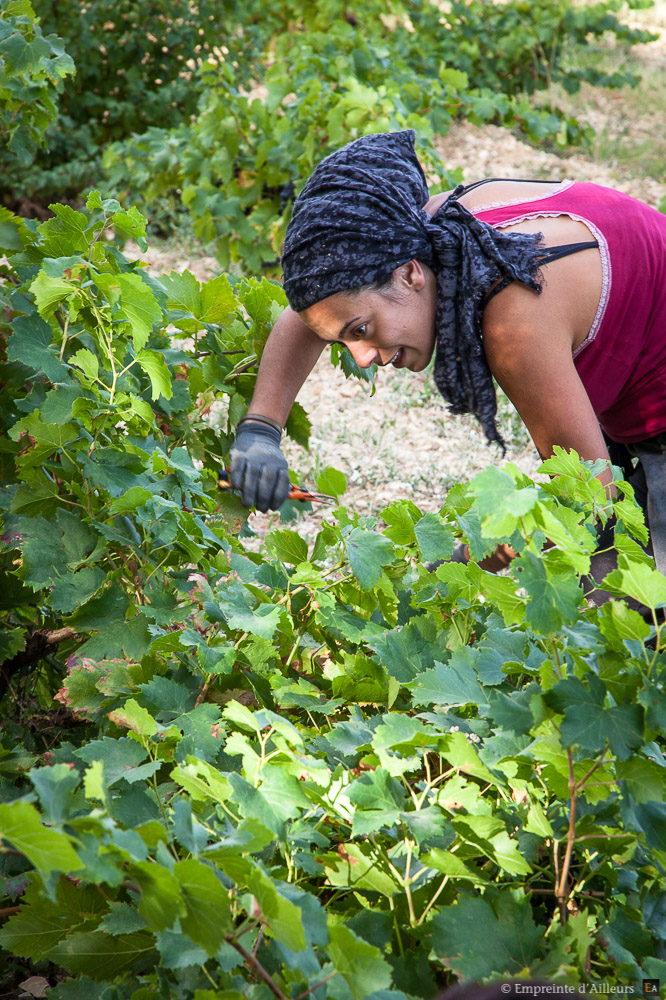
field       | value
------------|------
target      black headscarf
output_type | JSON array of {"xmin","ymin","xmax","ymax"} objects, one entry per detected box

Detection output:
[{"xmin": 281, "ymin": 130, "xmax": 545, "ymax": 447}]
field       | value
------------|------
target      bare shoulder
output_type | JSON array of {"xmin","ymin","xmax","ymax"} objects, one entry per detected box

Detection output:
[
  {"xmin": 482, "ymin": 278, "xmax": 574, "ymax": 370},
  {"xmin": 481, "ymin": 281, "xmax": 609, "ymax": 463},
  {"xmin": 424, "ymin": 179, "xmax": 567, "ymax": 216},
  {"xmin": 423, "ymin": 190, "xmax": 454, "ymax": 216},
  {"xmin": 458, "ymin": 179, "xmax": 565, "ymax": 212}
]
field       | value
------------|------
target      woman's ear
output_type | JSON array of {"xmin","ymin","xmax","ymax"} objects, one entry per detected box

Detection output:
[{"xmin": 395, "ymin": 259, "xmax": 427, "ymax": 291}]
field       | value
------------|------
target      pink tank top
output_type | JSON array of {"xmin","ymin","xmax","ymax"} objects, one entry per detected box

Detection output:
[{"xmin": 474, "ymin": 181, "xmax": 666, "ymax": 443}]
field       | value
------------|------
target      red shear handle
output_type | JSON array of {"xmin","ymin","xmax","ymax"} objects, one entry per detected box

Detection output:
[{"xmin": 218, "ymin": 468, "xmax": 335, "ymax": 505}]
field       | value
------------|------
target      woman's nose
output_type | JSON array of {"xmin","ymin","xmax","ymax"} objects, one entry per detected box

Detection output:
[{"xmin": 347, "ymin": 342, "xmax": 379, "ymax": 369}]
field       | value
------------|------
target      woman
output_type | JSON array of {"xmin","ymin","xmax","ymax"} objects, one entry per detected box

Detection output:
[{"xmin": 229, "ymin": 131, "xmax": 666, "ymax": 572}]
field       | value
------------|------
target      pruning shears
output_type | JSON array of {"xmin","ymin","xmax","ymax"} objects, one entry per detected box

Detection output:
[{"xmin": 218, "ymin": 467, "xmax": 336, "ymax": 506}]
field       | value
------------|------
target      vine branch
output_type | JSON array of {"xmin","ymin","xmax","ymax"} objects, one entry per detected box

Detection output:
[
  {"xmin": 226, "ymin": 933, "xmax": 289, "ymax": 1000},
  {"xmin": 555, "ymin": 749, "xmax": 578, "ymax": 921},
  {"xmin": 0, "ymin": 627, "xmax": 77, "ymax": 699}
]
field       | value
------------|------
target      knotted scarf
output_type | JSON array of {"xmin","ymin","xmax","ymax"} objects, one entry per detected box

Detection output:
[{"xmin": 281, "ymin": 130, "xmax": 545, "ymax": 447}]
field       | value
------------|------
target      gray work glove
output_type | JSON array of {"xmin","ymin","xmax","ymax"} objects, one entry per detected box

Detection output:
[
  {"xmin": 426, "ymin": 543, "xmax": 469, "ymax": 572},
  {"xmin": 230, "ymin": 420, "xmax": 290, "ymax": 512}
]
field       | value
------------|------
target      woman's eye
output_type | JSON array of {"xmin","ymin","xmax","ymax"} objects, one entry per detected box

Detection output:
[{"xmin": 351, "ymin": 324, "xmax": 367, "ymax": 339}]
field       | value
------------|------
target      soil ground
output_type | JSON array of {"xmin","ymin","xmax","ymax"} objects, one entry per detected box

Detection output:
[{"xmin": 136, "ymin": 2, "xmax": 666, "ymax": 541}]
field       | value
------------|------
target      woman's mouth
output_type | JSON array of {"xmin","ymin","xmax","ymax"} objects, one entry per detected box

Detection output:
[{"xmin": 391, "ymin": 348, "xmax": 404, "ymax": 368}]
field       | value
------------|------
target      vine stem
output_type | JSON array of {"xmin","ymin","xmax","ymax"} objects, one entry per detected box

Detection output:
[
  {"xmin": 225, "ymin": 933, "xmax": 288, "ymax": 1000},
  {"xmin": 404, "ymin": 842, "xmax": 417, "ymax": 926},
  {"xmin": 417, "ymin": 873, "xmax": 449, "ymax": 925},
  {"xmin": 555, "ymin": 749, "xmax": 578, "ymax": 921},
  {"xmin": 194, "ymin": 677, "xmax": 211, "ymax": 708},
  {"xmin": 59, "ymin": 312, "xmax": 70, "ymax": 360},
  {"xmin": 388, "ymin": 897, "xmax": 404, "ymax": 957},
  {"xmin": 555, "ymin": 748, "xmax": 608, "ymax": 921},
  {"xmin": 294, "ymin": 972, "xmax": 336, "ymax": 1000}
]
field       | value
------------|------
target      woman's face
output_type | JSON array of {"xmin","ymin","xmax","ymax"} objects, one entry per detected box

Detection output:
[{"xmin": 299, "ymin": 261, "xmax": 437, "ymax": 372}]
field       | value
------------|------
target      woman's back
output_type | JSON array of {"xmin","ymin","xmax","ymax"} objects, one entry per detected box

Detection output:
[{"xmin": 471, "ymin": 180, "xmax": 666, "ymax": 443}]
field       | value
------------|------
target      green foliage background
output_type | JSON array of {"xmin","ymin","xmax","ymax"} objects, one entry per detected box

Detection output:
[
  {"xmin": 1, "ymin": 0, "xmax": 666, "ymax": 996},
  {"xmin": 1, "ymin": 197, "xmax": 666, "ymax": 997},
  {"xmin": 1, "ymin": 0, "xmax": 655, "ymax": 266}
]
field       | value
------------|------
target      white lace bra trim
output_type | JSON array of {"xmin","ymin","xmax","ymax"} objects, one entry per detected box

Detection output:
[
  {"xmin": 469, "ymin": 178, "xmax": 575, "ymax": 214},
  {"xmin": 472, "ymin": 204, "xmax": 610, "ymax": 358}
]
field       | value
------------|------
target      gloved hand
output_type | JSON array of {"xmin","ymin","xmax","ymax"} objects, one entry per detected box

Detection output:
[
  {"xmin": 426, "ymin": 543, "xmax": 469, "ymax": 572},
  {"xmin": 230, "ymin": 418, "xmax": 290, "ymax": 512}
]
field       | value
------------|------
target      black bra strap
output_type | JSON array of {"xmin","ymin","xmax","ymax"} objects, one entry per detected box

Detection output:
[
  {"xmin": 460, "ymin": 177, "xmax": 564, "ymax": 194},
  {"xmin": 481, "ymin": 240, "xmax": 599, "ymax": 311},
  {"xmin": 482, "ymin": 276, "xmax": 513, "ymax": 310},
  {"xmin": 538, "ymin": 240, "xmax": 598, "ymax": 263}
]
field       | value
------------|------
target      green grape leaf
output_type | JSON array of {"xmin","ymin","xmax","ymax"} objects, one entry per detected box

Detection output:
[
  {"xmin": 216, "ymin": 587, "xmax": 283, "ymax": 640},
  {"xmin": 30, "ymin": 270, "xmax": 74, "ymax": 317},
  {"xmin": 30, "ymin": 763, "xmax": 81, "ymax": 823},
  {"xmin": 0, "ymin": 898, "xmax": 73, "ymax": 959},
  {"xmin": 156, "ymin": 929, "xmax": 208, "ymax": 970},
  {"xmin": 174, "ymin": 859, "xmax": 233, "ymax": 955},
  {"xmin": 107, "ymin": 699, "xmax": 158, "ymax": 738},
  {"xmin": 423, "ymin": 849, "xmax": 488, "ymax": 882},
  {"xmin": 321, "ymin": 842, "xmax": 399, "ymax": 897},
  {"xmin": 409, "ymin": 649, "xmax": 486, "ymax": 708},
  {"xmin": 367, "ymin": 618, "xmax": 437, "ymax": 683},
  {"xmin": 0, "ymin": 206, "xmax": 25, "ymax": 252},
  {"xmin": 429, "ymin": 893, "xmax": 541, "ymax": 980},
  {"xmin": 512, "ymin": 551, "xmax": 582, "ymax": 632},
  {"xmin": 345, "ymin": 527, "xmax": 395, "ymax": 590},
  {"xmin": 199, "ymin": 274, "xmax": 237, "ymax": 324},
  {"xmin": 603, "ymin": 559, "xmax": 666, "ymax": 610},
  {"xmin": 380, "ymin": 499, "xmax": 421, "ymax": 545},
  {"xmin": 111, "ymin": 206, "xmax": 148, "ymax": 242},
  {"xmin": 327, "ymin": 924, "xmax": 392, "ymax": 1000},
  {"xmin": 414, "ymin": 511, "xmax": 455, "ymax": 563},
  {"xmin": 108, "ymin": 487, "xmax": 153, "ymax": 515},
  {"xmin": 69, "ymin": 347, "xmax": 99, "ymax": 382},
  {"xmin": 284, "ymin": 400, "xmax": 311, "ymax": 447},
  {"xmin": 469, "ymin": 465, "xmax": 539, "ymax": 536},
  {"xmin": 135, "ymin": 349, "xmax": 173, "ymax": 400},
  {"xmin": 316, "ymin": 466, "xmax": 347, "ymax": 499},
  {"xmin": 315, "ymin": 602, "xmax": 385, "ymax": 643},
  {"xmin": 229, "ymin": 768, "xmax": 309, "ymax": 836},
  {"xmin": 47, "ymin": 931, "xmax": 156, "ymax": 981},
  {"xmin": 101, "ymin": 902, "xmax": 147, "ymax": 936},
  {"xmin": 266, "ymin": 529, "xmax": 309, "ymax": 565},
  {"xmin": 476, "ymin": 626, "xmax": 528, "ymax": 685},
  {"xmin": 7, "ymin": 314, "xmax": 68, "ymax": 382},
  {"xmin": 131, "ymin": 861, "xmax": 184, "ymax": 931},
  {"xmin": 74, "ymin": 737, "xmax": 147, "ymax": 786},
  {"xmin": 347, "ymin": 767, "xmax": 405, "ymax": 835},
  {"xmin": 598, "ymin": 600, "xmax": 651, "ymax": 644},
  {"xmin": 487, "ymin": 687, "xmax": 536, "ymax": 736},
  {"xmin": 439, "ymin": 731, "xmax": 500, "ymax": 785},
  {"xmin": 246, "ymin": 868, "xmax": 306, "ymax": 950},
  {"xmin": 171, "ymin": 757, "xmax": 231, "ymax": 804},
  {"xmin": 0, "ymin": 801, "xmax": 83, "ymax": 874},
  {"xmin": 41, "ymin": 384, "xmax": 87, "ymax": 425},
  {"xmin": 545, "ymin": 673, "xmax": 644, "ymax": 760},
  {"xmin": 96, "ymin": 273, "xmax": 162, "ymax": 351},
  {"xmin": 616, "ymin": 757, "xmax": 666, "ymax": 804},
  {"xmin": 50, "ymin": 566, "xmax": 106, "ymax": 614},
  {"xmin": 39, "ymin": 205, "xmax": 89, "ymax": 257}
]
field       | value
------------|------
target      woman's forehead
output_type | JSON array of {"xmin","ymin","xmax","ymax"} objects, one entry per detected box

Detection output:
[
  {"xmin": 303, "ymin": 288, "xmax": 378, "ymax": 321},
  {"xmin": 301, "ymin": 295, "xmax": 365, "ymax": 340}
]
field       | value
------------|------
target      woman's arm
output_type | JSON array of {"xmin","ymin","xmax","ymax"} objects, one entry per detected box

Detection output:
[
  {"xmin": 469, "ymin": 267, "xmax": 614, "ymax": 570},
  {"xmin": 248, "ymin": 307, "xmax": 326, "ymax": 425},
  {"xmin": 482, "ymin": 265, "xmax": 613, "ymax": 489},
  {"xmin": 229, "ymin": 308, "xmax": 326, "ymax": 511}
]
